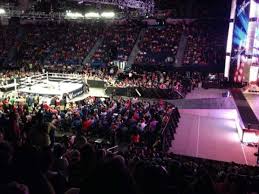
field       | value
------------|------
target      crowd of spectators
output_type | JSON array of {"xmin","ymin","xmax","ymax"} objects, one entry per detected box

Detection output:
[
  {"xmin": 18, "ymin": 22, "xmax": 103, "ymax": 68},
  {"xmin": 1, "ymin": 19, "xmax": 227, "ymax": 71},
  {"xmin": 91, "ymin": 22, "xmax": 140, "ymax": 67},
  {"xmin": 111, "ymin": 71, "xmax": 197, "ymax": 93},
  {"xmin": 0, "ymin": 71, "xmax": 42, "ymax": 88},
  {"xmin": 0, "ymin": 95, "xmax": 178, "ymax": 194},
  {"xmin": 0, "ymin": 94, "xmax": 259, "ymax": 194},
  {"xmin": 183, "ymin": 20, "xmax": 227, "ymax": 67},
  {"xmin": 0, "ymin": 3, "xmax": 251, "ymax": 194},
  {"xmin": 135, "ymin": 24, "xmax": 183, "ymax": 67},
  {"xmin": 0, "ymin": 67, "xmax": 198, "ymax": 98},
  {"xmin": 0, "ymin": 95, "xmax": 177, "ymax": 146},
  {"xmin": 0, "ymin": 25, "xmax": 18, "ymax": 66}
]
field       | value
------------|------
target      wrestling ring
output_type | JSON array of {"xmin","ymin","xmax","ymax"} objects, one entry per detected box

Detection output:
[{"xmin": 13, "ymin": 73, "xmax": 88, "ymax": 100}]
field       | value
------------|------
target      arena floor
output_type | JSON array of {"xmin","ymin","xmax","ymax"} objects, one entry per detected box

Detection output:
[
  {"xmin": 170, "ymin": 88, "xmax": 258, "ymax": 166},
  {"xmin": 70, "ymin": 88, "xmax": 259, "ymax": 166},
  {"xmin": 6, "ymin": 83, "xmax": 259, "ymax": 165}
]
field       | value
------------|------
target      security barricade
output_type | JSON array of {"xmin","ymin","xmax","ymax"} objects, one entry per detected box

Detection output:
[{"xmin": 105, "ymin": 87, "xmax": 183, "ymax": 99}]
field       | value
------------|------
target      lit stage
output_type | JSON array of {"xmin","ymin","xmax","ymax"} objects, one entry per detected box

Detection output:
[
  {"xmin": 244, "ymin": 93, "xmax": 259, "ymax": 119},
  {"xmin": 170, "ymin": 88, "xmax": 258, "ymax": 166},
  {"xmin": 224, "ymin": 0, "xmax": 259, "ymax": 143},
  {"xmin": 231, "ymin": 89, "xmax": 259, "ymax": 143},
  {"xmin": 171, "ymin": 108, "xmax": 258, "ymax": 166}
]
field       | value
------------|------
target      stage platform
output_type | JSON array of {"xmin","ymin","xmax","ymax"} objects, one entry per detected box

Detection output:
[
  {"xmin": 171, "ymin": 109, "xmax": 257, "ymax": 166},
  {"xmin": 244, "ymin": 93, "xmax": 259, "ymax": 123},
  {"xmin": 230, "ymin": 89, "xmax": 259, "ymax": 143},
  {"xmin": 170, "ymin": 88, "xmax": 258, "ymax": 166}
]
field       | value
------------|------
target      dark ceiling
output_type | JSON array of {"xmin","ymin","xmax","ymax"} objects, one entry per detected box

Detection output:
[{"xmin": 0, "ymin": 0, "xmax": 231, "ymax": 18}]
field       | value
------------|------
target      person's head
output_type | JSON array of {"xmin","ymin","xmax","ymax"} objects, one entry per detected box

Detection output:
[
  {"xmin": 74, "ymin": 136, "xmax": 87, "ymax": 149},
  {"xmin": 71, "ymin": 149, "xmax": 80, "ymax": 162},
  {"xmin": 53, "ymin": 143, "xmax": 65, "ymax": 159}
]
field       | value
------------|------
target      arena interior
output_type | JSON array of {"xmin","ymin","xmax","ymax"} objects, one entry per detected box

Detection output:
[{"xmin": 0, "ymin": 0, "xmax": 259, "ymax": 194}]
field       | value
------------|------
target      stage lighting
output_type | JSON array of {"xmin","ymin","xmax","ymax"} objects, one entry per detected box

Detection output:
[
  {"xmin": 0, "ymin": 8, "xmax": 6, "ymax": 15},
  {"xmin": 66, "ymin": 11, "xmax": 84, "ymax": 19},
  {"xmin": 85, "ymin": 12, "xmax": 100, "ymax": 18},
  {"xmin": 101, "ymin": 12, "xmax": 115, "ymax": 18}
]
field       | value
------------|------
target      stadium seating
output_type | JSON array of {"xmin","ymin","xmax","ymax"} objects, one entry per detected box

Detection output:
[
  {"xmin": 91, "ymin": 22, "xmax": 140, "ymax": 67},
  {"xmin": 18, "ymin": 22, "xmax": 102, "ymax": 68},
  {"xmin": 0, "ymin": 25, "xmax": 17, "ymax": 66},
  {"xmin": 183, "ymin": 20, "xmax": 226, "ymax": 67},
  {"xmin": 134, "ymin": 24, "xmax": 183, "ymax": 68},
  {"xmin": 0, "ymin": 19, "xmax": 227, "ymax": 71}
]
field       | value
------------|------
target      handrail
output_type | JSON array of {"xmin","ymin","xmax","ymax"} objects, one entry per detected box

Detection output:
[
  {"xmin": 161, "ymin": 107, "xmax": 179, "ymax": 152},
  {"xmin": 161, "ymin": 110, "xmax": 173, "ymax": 135}
]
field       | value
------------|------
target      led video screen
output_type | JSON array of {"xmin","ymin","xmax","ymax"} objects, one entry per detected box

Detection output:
[{"xmin": 232, "ymin": 0, "xmax": 250, "ymax": 56}]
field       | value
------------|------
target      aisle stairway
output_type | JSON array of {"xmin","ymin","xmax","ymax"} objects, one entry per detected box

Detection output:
[
  {"xmin": 175, "ymin": 34, "xmax": 188, "ymax": 67},
  {"xmin": 83, "ymin": 36, "xmax": 104, "ymax": 64},
  {"xmin": 127, "ymin": 28, "xmax": 146, "ymax": 66},
  {"xmin": 4, "ymin": 24, "xmax": 25, "ymax": 67}
]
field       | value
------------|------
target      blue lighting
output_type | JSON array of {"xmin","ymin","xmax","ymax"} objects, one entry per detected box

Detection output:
[
  {"xmin": 254, "ymin": 27, "xmax": 259, "ymax": 55},
  {"xmin": 234, "ymin": 26, "xmax": 247, "ymax": 43},
  {"xmin": 239, "ymin": 13, "xmax": 249, "ymax": 31},
  {"xmin": 233, "ymin": 3, "xmax": 249, "ymax": 46}
]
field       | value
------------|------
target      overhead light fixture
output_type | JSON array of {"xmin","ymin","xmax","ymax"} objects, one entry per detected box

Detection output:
[
  {"xmin": 0, "ymin": 8, "xmax": 6, "ymax": 15},
  {"xmin": 85, "ymin": 12, "xmax": 100, "ymax": 18},
  {"xmin": 66, "ymin": 11, "xmax": 84, "ymax": 19},
  {"xmin": 101, "ymin": 12, "xmax": 115, "ymax": 18}
]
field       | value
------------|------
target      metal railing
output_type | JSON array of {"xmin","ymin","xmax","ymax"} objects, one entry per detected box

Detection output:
[{"xmin": 161, "ymin": 107, "xmax": 180, "ymax": 152}]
